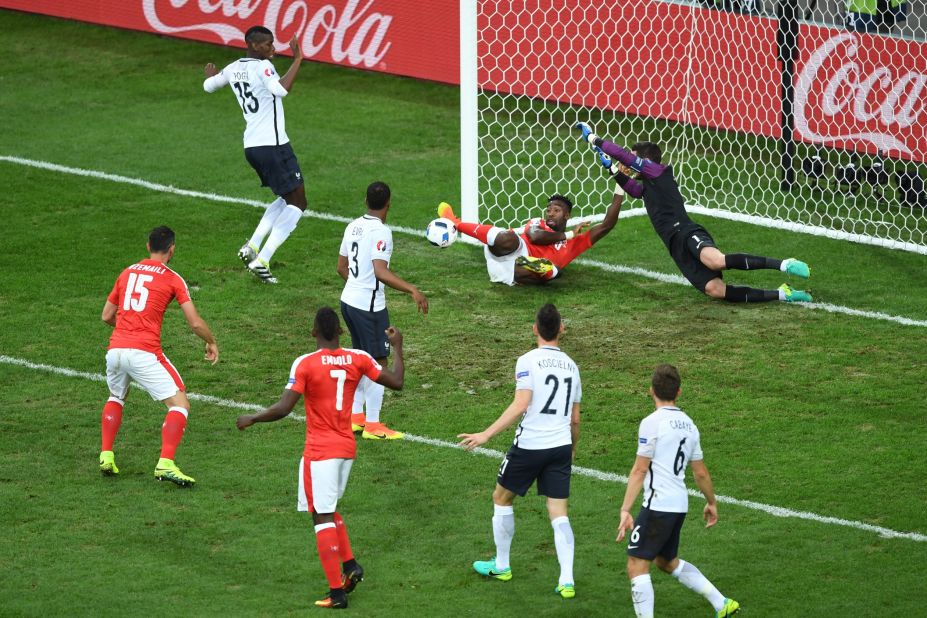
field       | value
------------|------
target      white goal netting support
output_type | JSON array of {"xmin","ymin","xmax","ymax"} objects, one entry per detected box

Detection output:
[{"xmin": 460, "ymin": 0, "xmax": 927, "ymax": 254}]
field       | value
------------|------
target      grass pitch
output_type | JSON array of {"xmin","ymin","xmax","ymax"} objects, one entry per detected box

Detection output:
[{"xmin": 1, "ymin": 10, "xmax": 926, "ymax": 617}]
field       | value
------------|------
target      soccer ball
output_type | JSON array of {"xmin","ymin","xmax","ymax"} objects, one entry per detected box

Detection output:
[{"xmin": 425, "ymin": 218, "xmax": 458, "ymax": 248}]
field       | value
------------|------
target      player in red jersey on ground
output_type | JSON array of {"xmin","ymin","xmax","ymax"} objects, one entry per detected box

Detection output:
[
  {"xmin": 436, "ymin": 189, "xmax": 623, "ymax": 285},
  {"xmin": 99, "ymin": 226, "xmax": 219, "ymax": 487},
  {"xmin": 236, "ymin": 307, "xmax": 405, "ymax": 610}
]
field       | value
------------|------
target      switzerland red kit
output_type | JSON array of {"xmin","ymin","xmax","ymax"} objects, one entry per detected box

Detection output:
[
  {"xmin": 286, "ymin": 348, "xmax": 382, "ymax": 461},
  {"xmin": 519, "ymin": 219, "xmax": 593, "ymax": 269},
  {"xmin": 107, "ymin": 259, "xmax": 191, "ymax": 354}
]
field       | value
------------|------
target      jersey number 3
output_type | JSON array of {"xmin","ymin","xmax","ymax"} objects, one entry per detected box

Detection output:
[{"xmin": 233, "ymin": 82, "xmax": 259, "ymax": 114}]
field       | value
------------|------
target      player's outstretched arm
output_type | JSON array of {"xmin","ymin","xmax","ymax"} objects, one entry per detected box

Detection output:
[
  {"xmin": 457, "ymin": 389, "xmax": 532, "ymax": 450},
  {"xmin": 690, "ymin": 460, "xmax": 718, "ymax": 528},
  {"xmin": 374, "ymin": 327, "xmax": 405, "ymax": 391},
  {"xmin": 180, "ymin": 301, "xmax": 219, "ymax": 365},
  {"xmin": 278, "ymin": 36, "xmax": 303, "ymax": 93},
  {"xmin": 616, "ymin": 455, "xmax": 650, "ymax": 541},
  {"xmin": 587, "ymin": 191, "xmax": 624, "ymax": 246},
  {"xmin": 237, "ymin": 390, "xmax": 301, "ymax": 430},
  {"xmin": 372, "ymin": 260, "xmax": 428, "ymax": 315}
]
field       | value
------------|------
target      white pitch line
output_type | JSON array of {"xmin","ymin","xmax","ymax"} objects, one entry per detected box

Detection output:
[
  {"xmin": 2, "ymin": 155, "xmax": 926, "ymax": 328},
  {"xmin": 2, "ymin": 353, "xmax": 924, "ymax": 543}
]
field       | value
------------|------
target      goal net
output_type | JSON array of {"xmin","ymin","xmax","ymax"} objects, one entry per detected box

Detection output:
[{"xmin": 462, "ymin": 0, "xmax": 927, "ymax": 254}]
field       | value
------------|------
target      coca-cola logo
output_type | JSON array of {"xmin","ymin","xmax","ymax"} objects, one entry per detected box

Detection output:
[
  {"xmin": 795, "ymin": 32, "xmax": 926, "ymax": 155},
  {"xmin": 142, "ymin": 0, "xmax": 392, "ymax": 68}
]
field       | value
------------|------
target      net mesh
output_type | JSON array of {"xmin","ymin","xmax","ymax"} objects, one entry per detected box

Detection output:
[{"xmin": 475, "ymin": 0, "xmax": 927, "ymax": 252}]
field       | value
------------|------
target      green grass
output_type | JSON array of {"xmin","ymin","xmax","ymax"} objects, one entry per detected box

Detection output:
[{"xmin": 2, "ymin": 9, "xmax": 927, "ymax": 617}]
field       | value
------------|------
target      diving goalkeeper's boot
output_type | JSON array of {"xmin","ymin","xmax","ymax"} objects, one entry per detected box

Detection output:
[
  {"xmin": 779, "ymin": 283, "xmax": 812, "ymax": 303},
  {"xmin": 781, "ymin": 258, "xmax": 810, "ymax": 278}
]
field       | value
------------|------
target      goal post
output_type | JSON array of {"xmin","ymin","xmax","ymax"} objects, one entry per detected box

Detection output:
[{"xmin": 461, "ymin": 0, "xmax": 927, "ymax": 254}]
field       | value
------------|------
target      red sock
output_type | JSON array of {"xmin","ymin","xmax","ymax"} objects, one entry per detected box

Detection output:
[
  {"xmin": 314, "ymin": 523, "xmax": 344, "ymax": 589},
  {"xmin": 456, "ymin": 222, "xmax": 499, "ymax": 245},
  {"xmin": 101, "ymin": 399, "xmax": 124, "ymax": 451},
  {"xmin": 159, "ymin": 408, "xmax": 188, "ymax": 460},
  {"xmin": 333, "ymin": 512, "xmax": 354, "ymax": 563}
]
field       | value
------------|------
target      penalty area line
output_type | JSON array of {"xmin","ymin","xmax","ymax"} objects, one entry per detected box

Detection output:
[
  {"xmin": 2, "ymin": 155, "xmax": 926, "ymax": 329},
  {"xmin": 2, "ymin": 352, "xmax": 925, "ymax": 543}
]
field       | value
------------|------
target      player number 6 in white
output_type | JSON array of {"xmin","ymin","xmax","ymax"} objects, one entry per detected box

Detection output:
[
  {"xmin": 329, "ymin": 369, "xmax": 347, "ymax": 411},
  {"xmin": 123, "ymin": 273, "xmax": 154, "ymax": 312},
  {"xmin": 630, "ymin": 525, "xmax": 641, "ymax": 544}
]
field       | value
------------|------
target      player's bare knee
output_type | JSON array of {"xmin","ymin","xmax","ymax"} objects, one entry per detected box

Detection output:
[
  {"xmin": 492, "ymin": 485, "xmax": 515, "ymax": 506},
  {"xmin": 654, "ymin": 556, "xmax": 678, "ymax": 573},
  {"xmin": 312, "ymin": 511, "xmax": 335, "ymax": 525},
  {"xmin": 699, "ymin": 247, "xmax": 726, "ymax": 271},
  {"xmin": 703, "ymin": 279, "xmax": 725, "ymax": 299},
  {"xmin": 492, "ymin": 231, "xmax": 520, "ymax": 254}
]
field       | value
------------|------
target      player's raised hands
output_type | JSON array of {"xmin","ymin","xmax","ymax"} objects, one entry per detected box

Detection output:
[
  {"xmin": 615, "ymin": 510, "xmax": 635, "ymax": 542},
  {"xmin": 289, "ymin": 35, "xmax": 302, "ymax": 58},
  {"xmin": 204, "ymin": 63, "xmax": 218, "ymax": 78},
  {"xmin": 385, "ymin": 326, "xmax": 403, "ymax": 349},
  {"xmin": 204, "ymin": 341, "xmax": 219, "ymax": 365}
]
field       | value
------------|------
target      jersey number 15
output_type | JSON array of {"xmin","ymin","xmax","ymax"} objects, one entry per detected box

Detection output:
[{"xmin": 233, "ymin": 82, "xmax": 259, "ymax": 114}]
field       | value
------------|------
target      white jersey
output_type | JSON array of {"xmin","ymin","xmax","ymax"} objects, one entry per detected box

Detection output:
[
  {"xmin": 512, "ymin": 346, "xmax": 582, "ymax": 450},
  {"xmin": 339, "ymin": 215, "xmax": 393, "ymax": 312},
  {"xmin": 635, "ymin": 406, "xmax": 704, "ymax": 513},
  {"xmin": 203, "ymin": 58, "xmax": 290, "ymax": 148}
]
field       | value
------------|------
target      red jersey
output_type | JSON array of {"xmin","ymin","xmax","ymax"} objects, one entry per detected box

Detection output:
[
  {"xmin": 286, "ymin": 348, "xmax": 382, "ymax": 461},
  {"xmin": 107, "ymin": 259, "xmax": 191, "ymax": 354},
  {"xmin": 519, "ymin": 219, "xmax": 593, "ymax": 269}
]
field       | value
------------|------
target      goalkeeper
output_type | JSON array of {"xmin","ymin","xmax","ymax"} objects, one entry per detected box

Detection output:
[
  {"xmin": 576, "ymin": 122, "xmax": 812, "ymax": 303},
  {"xmin": 436, "ymin": 190, "xmax": 623, "ymax": 285}
]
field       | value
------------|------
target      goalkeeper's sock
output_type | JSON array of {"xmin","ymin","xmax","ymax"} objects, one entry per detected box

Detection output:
[
  {"xmin": 249, "ymin": 197, "xmax": 286, "ymax": 250},
  {"xmin": 457, "ymin": 222, "xmax": 506, "ymax": 246},
  {"xmin": 724, "ymin": 253, "xmax": 781, "ymax": 271},
  {"xmin": 101, "ymin": 397, "xmax": 124, "ymax": 451},
  {"xmin": 724, "ymin": 285, "xmax": 779, "ymax": 303},
  {"xmin": 257, "ymin": 204, "xmax": 302, "ymax": 263}
]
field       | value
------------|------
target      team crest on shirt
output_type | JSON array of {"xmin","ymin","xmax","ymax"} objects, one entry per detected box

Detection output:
[
  {"xmin": 376, "ymin": 240, "xmax": 387, "ymax": 251},
  {"xmin": 265, "ymin": 67, "xmax": 274, "ymax": 76}
]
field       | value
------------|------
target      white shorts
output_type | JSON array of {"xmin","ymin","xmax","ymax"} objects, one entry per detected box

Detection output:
[
  {"xmin": 105, "ymin": 348, "xmax": 184, "ymax": 402},
  {"xmin": 297, "ymin": 456, "xmax": 353, "ymax": 514},
  {"xmin": 484, "ymin": 235, "xmax": 529, "ymax": 286}
]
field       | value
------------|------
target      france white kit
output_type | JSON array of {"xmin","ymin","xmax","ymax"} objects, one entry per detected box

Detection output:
[
  {"xmin": 203, "ymin": 58, "xmax": 290, "ymax": 148},
  {"xmin": 512, "ymin": 346, "xmax": 582, "ymax": 450},
  {"xmin": 636, "ymin": 406, "xmax": 704, "ymax": 513},
  {"xmin": 339, "ymin": 215, "xmax": 393, "ymax": 312}
]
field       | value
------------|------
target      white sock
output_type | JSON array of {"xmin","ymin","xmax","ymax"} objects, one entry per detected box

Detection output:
[
  {"xmin": 672, "ymin": 559, "xmax": 726, "ymax": 611},
  {"xmin": 778, "ymin": 288, "xmax": 787, "ymax": 301},
  {"xmin": 630, "ymin": 573, "xmax": 654, "ymax": 618},
  {"xmin": 551, "ymin": 516, "xmax": 574, "ymax": 585},
  {"xmin": 248, "ymin": 197, "xmax": 286, "ymax": 250},
  {"xmin": 364, "ymin": 380, "xmax": 384, "ymax": 424},
  {"xmin": 257, "ymin": 204, "xmax": 302, "ymax": 263},
  {"xmin": 352, "ymin": 376, "xmax": 367, "ymax": 415},
  {"xmin": 492, "ymin": 504, "xmax": 515, "ymax": 570}
]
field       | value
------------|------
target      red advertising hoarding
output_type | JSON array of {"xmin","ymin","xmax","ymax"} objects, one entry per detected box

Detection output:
[{"xmin": 4, "ymin": 0, "xmax": 925, "ymax": 161}]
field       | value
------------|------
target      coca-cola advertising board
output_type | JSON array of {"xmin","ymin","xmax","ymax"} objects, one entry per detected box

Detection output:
[{"xmin": 5, "ymin": 0, "xmax": 926, "ymax": 161}]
